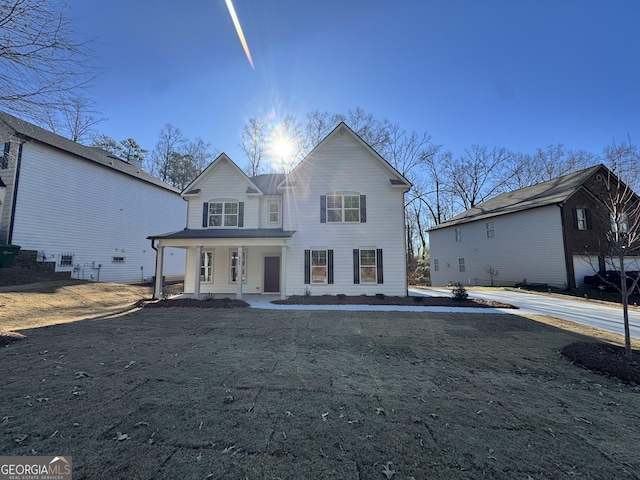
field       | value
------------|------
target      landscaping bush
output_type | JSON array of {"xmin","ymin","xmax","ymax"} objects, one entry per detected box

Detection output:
[{"xmin": 451, "ymin": 282, "xmax": 468, "ymax": 300}]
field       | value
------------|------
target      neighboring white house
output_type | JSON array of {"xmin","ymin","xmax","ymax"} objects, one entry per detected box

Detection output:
[
  {"xmin": 0, "ymin": 110, "xmax": 185, "ymax": 284},
  {"xmin": 428, "ymin": 164, "xmax": 638, "ymax": 289},
  {"xmin": 149, "ymin": 122, "xmax": 411, "ymax": 299}
]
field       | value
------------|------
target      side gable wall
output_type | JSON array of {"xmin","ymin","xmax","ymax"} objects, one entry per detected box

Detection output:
[
  {"xmin": 429, "ymin": 205, "xmax": 567, "ymax": 287},
  {"xmin": 11, "ymin": 141, "xmax": 186, "ymax": 283}
]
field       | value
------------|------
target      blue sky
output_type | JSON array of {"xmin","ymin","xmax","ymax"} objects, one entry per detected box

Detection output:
[{"xmin": 68, "ymin": 0, "xmax": 640, "ymax": 167}]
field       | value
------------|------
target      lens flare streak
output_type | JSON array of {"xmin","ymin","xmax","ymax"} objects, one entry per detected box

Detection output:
[{"xmin": 224, "ymin": 0, "xmax": 255, "ymax": 69}]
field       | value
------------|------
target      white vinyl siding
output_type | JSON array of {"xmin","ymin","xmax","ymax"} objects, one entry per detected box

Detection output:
[
  {"xmin": 429, "ymin": 206, "xmax": 567, "ymax": 288},
  {"xmin": 10, "ymin": 142, "xmax": 185, "ymax": 284},
  {"xmin": 282, "ymin": 130, "xmax": 407, "ymax": 296}
]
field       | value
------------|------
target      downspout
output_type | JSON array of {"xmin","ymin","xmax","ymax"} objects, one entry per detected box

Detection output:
[{"xmin": 7, "ymin": 143, "xmax": 23, "ymax": 244}]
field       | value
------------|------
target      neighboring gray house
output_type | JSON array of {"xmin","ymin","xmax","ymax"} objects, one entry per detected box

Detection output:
[
  {"xmin": 0, "ymin": 110, "xmax": 185, "ymax": 284},
  {"xmin": 429, "ymin": 164, "xmax": 638, "ymax": 288}
]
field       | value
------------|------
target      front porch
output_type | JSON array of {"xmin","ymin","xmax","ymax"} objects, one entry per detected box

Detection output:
[{"xmin": 148, "ymin": 229, "xmax": 295, "ymax": 300}]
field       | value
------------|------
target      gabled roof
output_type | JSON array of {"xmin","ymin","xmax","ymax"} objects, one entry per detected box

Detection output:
[
  {"xmin": 181, "ymin": 153, "xmax": 265, "ymax": 195},
  {"xmin": 250, "ymin": 173, "xmax": 286, "ymax": 195},
  {"xmin": 0, "ymin": 110, "xmax": 180, "ymax": 194},
  {"xmin": 429, "ymin": 164, "xmax": 604, "ymax": 231},
  {"xmin": 277, "ymin": 122, "xmax": 412, "ymax": 191}
]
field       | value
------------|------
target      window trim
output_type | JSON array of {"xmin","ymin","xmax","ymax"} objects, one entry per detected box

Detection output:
[
  {"xmin": 455, "ymin": 227, "xmax": 462, "ymax": 242},
  {"xmin": 486, "ymin": 222, "xmax": 495, "ymax": 238},
  {"xmin": 321, "ymin": 193, "xmax": 366, "ymax": 223},
  {"xmin": 433, "ymin": 259, "xmax": 439, "ymax": 272},
  {"xmin": 203, "ymin": 200, "xmax": 244, "ymax": 228},
  {"xmin": 311, "ymin": 249, "xmax": 328, "ymax": 284},
  {"xmin": 268, "ymin": 202, "xmax": 280, "ymax": 223},
  {"xmin": 458, "ymin": 258, "xmax": 465, "ymax": 272},
  {"xmin": 576, "ymin": 208, "xmax": 587, "ymax": 230},
  {"xmin": 359, "ymin": 249, "xmax": 377, "ymax": 284},
  {"xmin": 200, "ymin": 250, "xmax": 214, "ymax": 283}
]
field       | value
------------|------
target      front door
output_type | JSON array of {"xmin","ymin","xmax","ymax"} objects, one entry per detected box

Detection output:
[{"xmin": 264, "ymin": 256, "xmax": 280, "ymax": 293}]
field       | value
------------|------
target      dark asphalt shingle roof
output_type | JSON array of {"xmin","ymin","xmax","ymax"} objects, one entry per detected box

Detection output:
[
  {"xmin": 250, "ymin": 174, "xmax": 286, "ymax": 195},
  {"xmin": 429, "ymin": 164, "xmax": 603, "ymax": 230},
  {"xmin": 148, "ymin": 228, "xmax": 296, "ymax": 240},
  {"xmin": 0, "ymin": 110, "xmax": 180, "ymax": 194}
]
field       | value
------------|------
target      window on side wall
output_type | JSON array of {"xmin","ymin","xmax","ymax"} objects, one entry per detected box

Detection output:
[
  {"xmin": 455, "ymin": 227, "xmax": 462, "ymax": 242},
  {"xmin": 486, "ymin": 222, "xmax": 495, "ymax": 238},
  {"xmin": 433, "ymin": 259, "xmax": 439, "ymax": 272},
  {"xmin": 458, "ymin": 258, "xmax": 465, "ymax": 272},
  {"xmin": 201, "ymin": 251, "xmax": 214, "ymax": 283},
  {"xmin": 230, "ymin": 250, "xmax": 247, "ymax": 283}
]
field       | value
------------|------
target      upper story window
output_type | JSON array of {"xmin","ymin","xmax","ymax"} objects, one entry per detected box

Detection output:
[
  {"xmin": 433, "ymin": 259, "xmax": 439, "ymax": 272},
  {"xmin": 455, "ymin": 227, "xmax": 462, "ymax": 242},
  {"xmin": 486, "ymin": 222, "xmax": 495, "ymax": 238},
  {"xmin": 202, "ymin": 201, "xmax": 244, "ymax": 228},
  {"xmin": 269, "ymin": 202, "xmax": 279, "ymax": 223},
  {"xmin": 320, "ymin": 194, "xmax": 366, "ymax": 223},
  {"xmin": 611, "ymin": 212, "xmax": 628, "ymax": 235},
  {"xmin": 458, "ymin": 258, "xmax": 465, "ymax": 272},
  {"xmin": 576, "ymin": 208, "xmax": 587, "ymax": 230}
]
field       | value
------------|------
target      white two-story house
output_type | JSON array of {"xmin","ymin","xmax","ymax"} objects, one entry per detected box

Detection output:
[{"xmin": 148, "ymin": 122, "xmax": 411, "ymax": 299}]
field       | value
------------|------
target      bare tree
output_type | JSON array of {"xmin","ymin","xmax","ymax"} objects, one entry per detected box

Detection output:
[
  {"xmin": 590, "ymin": 142, "xmax": 640, "ymax": 358},
  {"xmin": 448, "ymin": 145, "xmax": 514, "ymax": 210},
  {"xmin": 185, "ymin": 137, "xmax": 216, "ymax": 174},
  {"xmin": 240, "ymin": 118, "xmax": 266, "ymax": 176},
  {"xmin": 147, "ymin": 124, "xmax": 186, "ymax": 183},
  {"xmin": 41, "ymin": 97, "xmax": 103, "ymax": 143},
  {"xmin": 0, "ymin": 0, "xmax": 96, "ymax": 121}
]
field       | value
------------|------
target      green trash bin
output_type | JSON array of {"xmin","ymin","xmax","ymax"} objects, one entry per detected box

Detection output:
[{"xmin": 0, "ymin": 245, "xmax": 21, "ymax": 268}]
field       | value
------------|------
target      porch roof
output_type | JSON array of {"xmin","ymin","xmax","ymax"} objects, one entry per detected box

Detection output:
[{"xmin": 148, "ymin": 228, "xmax": 296, "ymax": 240}]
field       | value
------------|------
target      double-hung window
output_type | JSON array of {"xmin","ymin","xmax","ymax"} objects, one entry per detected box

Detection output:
[
  {"xmin": 201, "ymin": 251, "xmax": 214, "ymax": 283},
  {"xmin": 433, "ymin": 259, "xmax": 439, "ymax": 272},
  {"xmin": 359, "ymin": 249, "xmax": 377, "ymax": 283},
  {"xmin": 204, "ymin": 201, "xmax": 243, "ymax": 227},
  {"xmin": 269, "ymin": 202, "xmax": 279, "ymax": 223},
  {"xmin": 576, "ymin": 208, "xmax": 587, "ymax": 230},
  {"xmin": 304, "ymin": 249, "xmax": 334, "ymax": 284},
  {"xmin": 455, "ymin": 227, "xmax": 462, "ymax": 242},
  {"xmin": 486, "ymin": 222, "xmax": 495, "ymax": 238},
  {"xmin": 321, "ymin": 194, "xmax": 365, "ymax": 223},
  {"xmin": 458, "ymin": 258, "xmax": 465, "ymax": 272}
]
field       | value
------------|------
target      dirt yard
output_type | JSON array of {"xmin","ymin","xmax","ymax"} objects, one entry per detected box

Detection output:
[{"xmin": 1, "ymin": 284, "xmax": 640, "ymax": 479}]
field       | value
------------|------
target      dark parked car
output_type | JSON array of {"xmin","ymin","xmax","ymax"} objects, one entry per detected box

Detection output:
[{"xmin": 584, "ymin": 270, "xmax": 640, "ymax": 292}]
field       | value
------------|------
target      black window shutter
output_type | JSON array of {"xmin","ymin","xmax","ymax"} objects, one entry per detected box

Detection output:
[
  {"xmin": 320, "ymin": 195, "xmax": 327, "ymax": 223},
  {"xmin": 360, "ymin": 195, "xmax": 366, "ymax": 223},
  {"xmin": 572, "ymin": 208, "xmax": 578, "ymax": 229},
  {"xmin": 585, "ymin": 209, "xmax": 592, "ymax": 230},
  {"xmin": 353, "ymin": 249, "xmax": 360, "ymax": 284},
  {"xmin": 202, "ymin": 202, "xmax": 209, "ymax": 227},
  {"xmin": 238, "ymin": 202, "xmax": 244, "ymax": 227},
  {"xmin": 304, "ymin": 249, "xmax": 311, "ymax": 284},
  {"xmin": 376, "ymin": 249, "xmax": 384, "ymax": 284},
  {"xmin": 328, "ymin": 249, "xmax": 334, "ymax": 284}
]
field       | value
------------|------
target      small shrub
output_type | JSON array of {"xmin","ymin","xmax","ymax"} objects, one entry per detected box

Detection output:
[
  {"xmin": 413, "ymin": 296, "xmax": 424, "ymax": 303},
  {"xmin": 303, "ymin": 286, "xmax": 312, "ymax": 297},
  {"xmin": 337, "ymin": 294, "xmax": 346, "ymax": 299},
  {"xmin": 375, "ymin": 293, "xmax": 385, "ymax": 300},
  {"xmin": 203, "ymin": 293, "xmax": 215, "ymax": 301},
  {"xmin": 451, "ymin": 282, "xmax": 468, "ymax": 301}
]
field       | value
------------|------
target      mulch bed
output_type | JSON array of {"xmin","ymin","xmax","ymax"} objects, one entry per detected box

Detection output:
[
  {"xmin": 561, "ymin": 342, "xmax": 640, "ymax": 385},
  {"xmin": 141, "ymin": 298, "xmax": 250, "ymax": 309},
  {"xmin": 272, "ymin": 294, "xmax": 517, "ymax": 309}
]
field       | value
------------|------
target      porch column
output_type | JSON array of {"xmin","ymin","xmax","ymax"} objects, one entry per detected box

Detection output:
[
  {"xmin": 236, "ymin": 246, "xmax": 244, "ymax": 300},
  {"xmin": 280, "ymin": 245, "xmax": 287, "ymax": 299},
  {"xmin": 153, "ymin": 244, "xmax": 164, "ymax": 300},
  {"xmin": 194, "ymin": 246, "xmax": 202, "ymax": 298}
]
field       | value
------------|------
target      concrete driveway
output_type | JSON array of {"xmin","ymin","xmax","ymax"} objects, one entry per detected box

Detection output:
[{"xmin": 410, "ymin": 287, "xmax": 640, "ymax": 339}]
